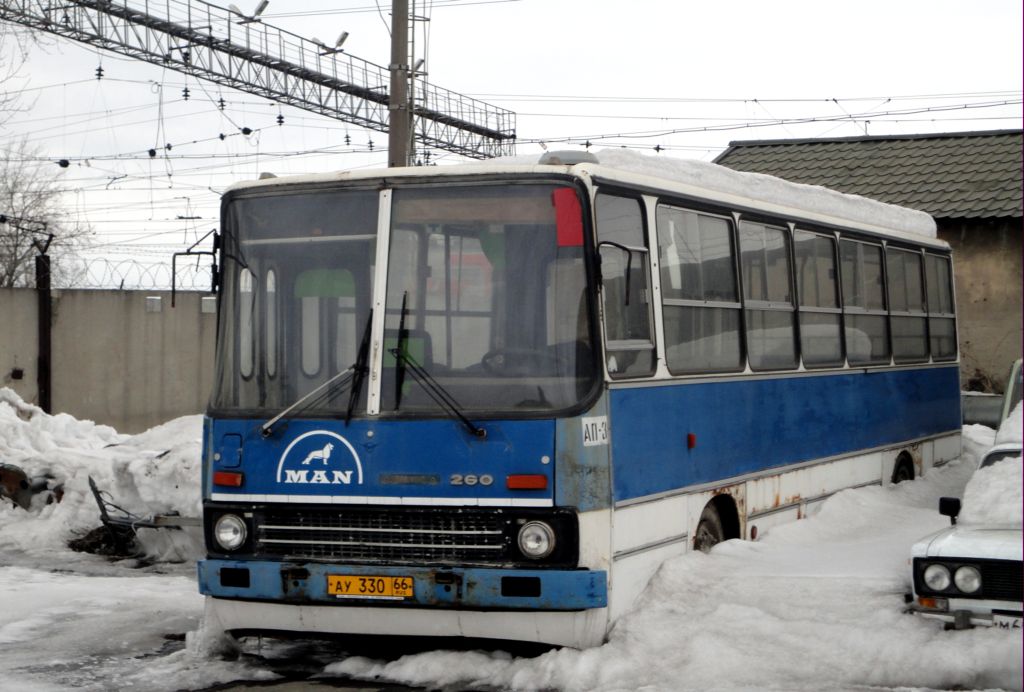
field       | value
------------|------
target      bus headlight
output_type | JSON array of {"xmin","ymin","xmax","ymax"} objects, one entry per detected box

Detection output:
[
  {"xmin": 214, "ymin": 513, "xmax": 248, "ymax": 551},
  {"xmin": 923, "ymin": 564, "xmax": 951, "ymax": 591},
  {"xmin": 517, "ymin": 521, "xmax": 555, "ymax": 559},
  {"xmin": 954, "ymin": 565, "xmax": 982, "ymax": 594}
]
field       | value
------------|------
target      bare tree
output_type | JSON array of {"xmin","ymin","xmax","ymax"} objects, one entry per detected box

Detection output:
[
  {"xmin": 0, "ymin": 23, "xmax": 35, "ymax": 124},
  {"xmin": 0, "ymin": 137, "xmax": 92, "ymax": 287},
  {"xmin": 1, "ymin": 26, "xmax": 90, "ymax": 287}
]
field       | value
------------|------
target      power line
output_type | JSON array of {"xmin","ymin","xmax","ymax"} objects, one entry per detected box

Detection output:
[
  {"xmin": 262, "ymin": 0, "xmax": 520, "ymax": 18},
  {"xmin": 468, "ymin": 90, "xmax": 1023, "ymax": 104},
  {"xmin": 518, "ymin": 99, "xmax": 1023, "ymax": 145}
]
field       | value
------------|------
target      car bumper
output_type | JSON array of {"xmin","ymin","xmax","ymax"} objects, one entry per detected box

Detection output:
[{"xmin": 908, "ymin": 596, "xmax": 1023, "ymax": 630}]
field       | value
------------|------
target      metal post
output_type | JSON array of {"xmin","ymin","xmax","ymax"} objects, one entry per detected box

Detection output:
[
  {"xmin": 34, "ymin": 249, "xmax": 52, "ymax": 414},
  {"xmin": 388, "ymin": 0, "xmax": 410, "ymax": 167}
]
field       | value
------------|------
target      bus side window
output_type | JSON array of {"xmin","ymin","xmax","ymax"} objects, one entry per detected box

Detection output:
[
  {"xmin": 924, "ymin": 253, "xmax": 957, "ymax": 360},
  {"xmin": 657, "ymin": 206, "xmax": 742, "ymax": 374},
  {"xmin": 840, "ymin": 239, "xmax": 890, "ymax": 365},
  {"xmin": 596, "ymin": 194, "xmax": 655, "ymax": 379},
  {"xmin": 739, "ymin": 221, "xmax": 797, "ymax": 371},
  {"xmin": 794, "ymin": 230, "xmax": 843, "ymax": 368},
  {"xmin": 886, "ymin": 247, "xmax": 928, "ymax": 363}
]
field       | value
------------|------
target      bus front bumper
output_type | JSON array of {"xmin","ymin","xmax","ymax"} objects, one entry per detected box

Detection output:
[
  {"xmin": 199, "ymin": 559, "xmax": 606, "ymax": 610},
  {"xmin": 198, "ymin": 559, "xmax": 609, "ymax": 647}
]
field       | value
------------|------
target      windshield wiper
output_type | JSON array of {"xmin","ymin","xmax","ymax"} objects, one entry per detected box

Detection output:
[
  {"xmin": 389, "ymin": 344, "xmax": 486, "ymax": 440},
  {"xmin": 259, "ymin": 367, "xmax": 354, "ymax": 438},
  {"xmin": 394, "ymin": 292, "xmax": 411, "ymax": 410},
  {"xmin": 260, "ymin": 309, "xmax": 373, "ymax": 437}
]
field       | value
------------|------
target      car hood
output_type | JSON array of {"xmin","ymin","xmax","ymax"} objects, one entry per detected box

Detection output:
[{"xmin": 911, "ymin": 524, "xmax": 1023, "ymax": 562}]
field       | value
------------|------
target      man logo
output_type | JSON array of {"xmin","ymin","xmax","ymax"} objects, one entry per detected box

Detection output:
[{"xmin": 275, "ymin": 431, "xmax": 363, "ymax": 487}]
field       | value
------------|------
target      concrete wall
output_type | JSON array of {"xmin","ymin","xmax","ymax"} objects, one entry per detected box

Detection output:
[
  {"xmin": 0, "ymin": 288, "xmax": 39, "ymax": 403},
  {"xmin": 2, "ymin": 229, "xmax": 1019, "ymax": 431},
  {"xmin": 1, "ymin": 289, "xmax": 216, "ymax": 433},
  {"xmin": 939, "ymin": 218, "xmax": 1023, "ymax": 392}
]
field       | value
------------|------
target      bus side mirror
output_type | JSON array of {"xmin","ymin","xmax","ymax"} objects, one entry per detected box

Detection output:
[
  {"xmin": 171, "ymin": 229, "xmax": 219, "ymax": 307},
  {"xmin": 938, "ymin": 497, "xmax": 961, "ymax": 525}
]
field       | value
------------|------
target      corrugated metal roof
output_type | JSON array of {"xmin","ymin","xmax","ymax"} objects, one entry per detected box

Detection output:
[{"xmin": 713, "ymin": 130, "xmax": 1023, "ymax": 219}]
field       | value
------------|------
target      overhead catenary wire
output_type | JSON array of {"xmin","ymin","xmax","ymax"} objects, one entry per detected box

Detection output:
[
  {"xmin": 9, "ymin": 93, "xmax": 1018, "ymax": 162},
  {"xmin": 513, "ymin": 99, "xmax": 1024, "ymax": 146},
  {"xmin": 262, "ymin": 0, "xmax": 520, "ymax": 19},
  {"xmin": 2, "ymin": 40, "xmax": 1018, "ymax": 261}
]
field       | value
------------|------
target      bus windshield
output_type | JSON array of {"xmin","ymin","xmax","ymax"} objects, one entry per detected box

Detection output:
[{"xmin": 212, "ymin": 181, "xmax": 597, "ymax": 417}]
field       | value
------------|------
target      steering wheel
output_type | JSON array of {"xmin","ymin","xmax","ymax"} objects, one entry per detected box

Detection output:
[{"xmin": 481, "ymin": 348, "xmax": 568, "ymax": 376}]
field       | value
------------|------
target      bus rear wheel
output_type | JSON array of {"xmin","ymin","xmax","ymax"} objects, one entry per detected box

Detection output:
[
  {"xmin": 892, "ymin": 455, "xmax": 915, "ymax": 484},
  {"xmin": 694, "ymin": 505, "xmax": 724, "ymax": 553}
]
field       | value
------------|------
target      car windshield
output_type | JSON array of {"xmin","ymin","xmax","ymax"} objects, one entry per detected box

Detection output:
[{"xmin": 211, "ymin": 181, "xmax": 597, "ymax": 417}]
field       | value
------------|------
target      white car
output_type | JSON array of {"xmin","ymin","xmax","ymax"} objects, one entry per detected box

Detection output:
[{"xmin": 907, "ymin": 409, "xmax": 1023, "ymax": 630}]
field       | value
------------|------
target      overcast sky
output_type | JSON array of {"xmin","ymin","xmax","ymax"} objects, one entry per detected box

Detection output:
[{"xmin": 0, "ymin": 0, "xmax": 1020, "ymax": 284}]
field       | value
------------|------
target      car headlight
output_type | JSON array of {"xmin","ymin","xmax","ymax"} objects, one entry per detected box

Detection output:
[
  {"xmin": 954, "ymin": 565, "xmax": 982, "ymax": 594},
  {"xmin": 214, "ymin": 513, "xmax": 248, "ymax": 551},
  {"xmin": 923, "ymin": 563, "xmax": 951, "ymax": 591},
  {"xmin": 518, "ymin": 521, "xmax": 555, "ymax": 559}
]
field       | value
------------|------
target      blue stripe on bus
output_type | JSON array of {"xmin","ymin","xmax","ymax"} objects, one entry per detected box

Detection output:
[
  {"xmin": 608, "ymin": 366, "xmax": 961, "ymax": 503},
  {"xmin": 198, "ymin": 559, "xmax": 608, "ymax": 610}
]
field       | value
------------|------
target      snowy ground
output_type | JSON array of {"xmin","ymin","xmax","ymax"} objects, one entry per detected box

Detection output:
[{"xmin": 1, "ymin": 387, "xmax": 1020, "ymax": 691}]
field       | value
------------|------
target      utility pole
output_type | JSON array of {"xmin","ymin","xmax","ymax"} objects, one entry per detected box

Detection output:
[
  {"xmin": 34, "ymin": 233, "xmax": 53, "ymax": 414},
  {"xmin": 388, "ymin": 0, "xmax": 411, "ymax": 167}
]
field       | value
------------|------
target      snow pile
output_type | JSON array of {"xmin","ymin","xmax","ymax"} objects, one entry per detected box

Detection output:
[
  {"xmin": 956, "ymin": 402, "xmax": 1023, "ymax": 526},
  {"xmin": 0, "ymin": 387, "xmax": 203, "ymax": 562},
  {"xmin": 960, "ymin": 455, "xmax": 1023, "ymax": 527},
  {"xmin": 326, "ymin": 428, "xmax": 1020, "ymax": 692},
  {"xmin": 595, "ymin": 148, "xmax": 937, "ymax": 238},
  {"xmin": 960, "ymin": 424, "xmax": 997, "ymax": 468}
]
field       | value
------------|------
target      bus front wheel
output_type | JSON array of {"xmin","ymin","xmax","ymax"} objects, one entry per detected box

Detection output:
[{"xmin": 694, "ymin": 505, "xmax": 724, "ymax": 553}]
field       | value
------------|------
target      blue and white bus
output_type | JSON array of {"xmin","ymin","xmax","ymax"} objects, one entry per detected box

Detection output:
[{"xmin": 198, "ymin": 150, "xmax": 962, "ymax": 648}]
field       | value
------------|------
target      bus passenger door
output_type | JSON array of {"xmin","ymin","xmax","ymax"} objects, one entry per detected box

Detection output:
[{"xmin": 595, "ymin": 193, "xmax": 656, "ymax": 379}]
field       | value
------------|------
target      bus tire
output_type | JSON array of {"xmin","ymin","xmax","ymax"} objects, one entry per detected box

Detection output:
[
  {"xmin": 694, "ymin": 504, "xmax": 724, "ymax": 553},
  {"xmin": 892, "ymin": 454, "xmax": 915, "ymax": 484}
]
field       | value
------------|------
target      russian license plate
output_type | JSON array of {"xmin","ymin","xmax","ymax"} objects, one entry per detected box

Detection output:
[
  {"xmin": 327, "ymin": 574, "xmax": 414, "ymax": 600},
  {"xmin": 993, "ymin": 613, "xmax": 1022, "ymax": 630}
]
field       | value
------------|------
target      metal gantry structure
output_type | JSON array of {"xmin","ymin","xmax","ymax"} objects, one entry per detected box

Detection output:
[{"xmin": 0, "ymin": 0, "xmax": 517, "ymax": 161}]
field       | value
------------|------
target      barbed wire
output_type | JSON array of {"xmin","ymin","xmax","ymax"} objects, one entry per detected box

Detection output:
[{"xmin": 57, "ymin": 257, "xmax": 215, "ymax": 290}]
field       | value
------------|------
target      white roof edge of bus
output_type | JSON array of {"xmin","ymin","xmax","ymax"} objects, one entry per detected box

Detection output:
[{"xmin": 227, "ymin": 149, "xmax": 944, "ymax": 247}]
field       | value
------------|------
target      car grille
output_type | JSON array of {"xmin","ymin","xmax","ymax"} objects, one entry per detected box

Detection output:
[
  {"xmin": 254, "ymin": 506, "xmax": 509, "ymax": 564},
  {"xmin": 980, "ymin": 560, "xmax": 1023, "ymax": 602}
]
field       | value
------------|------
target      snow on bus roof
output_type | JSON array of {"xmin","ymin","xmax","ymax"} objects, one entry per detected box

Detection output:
[
  {"xmin": 589, "ymin": 149, "xmax": 937, "ymax": 239},
  {"xmin": 230, "ymin": 149, "xmax": 938, "ymax": 241}
]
